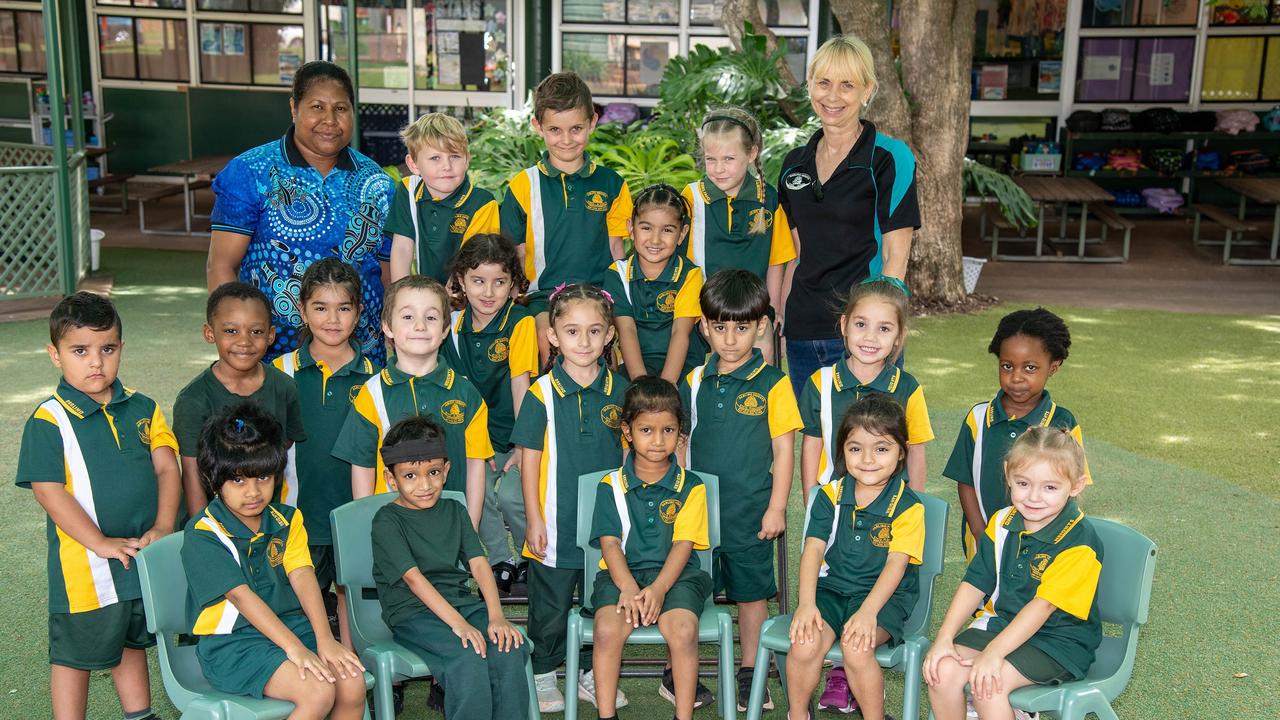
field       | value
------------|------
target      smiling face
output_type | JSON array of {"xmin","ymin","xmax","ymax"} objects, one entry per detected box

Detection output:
[
  {"xmin": 406, "ymin": 141, "xmax": 469, "ymax": 199},
  {"xmin": 386, "ymin": 458, "xmax": 450, "ymax": 510},
  {"xmin": 460, "ymin": 262, "xmax": 514, "ymax": 324},
  {"xmin": 629, "ymin": 204, "xmax": 687, "ymax": 270},
  {"xmin": 47, "ymin": 325, "xmax": 123, "ymax": 404},
  {"xmin": 289, "ymin": 78, "xmax": 353, "ymax": 163},
  {"xmin": 839, "ymin": 298, "xmax": 902, "ymax": 370},
  {"xmin": 204, "ymin": 297, "xmax": 274, "ymax": 373},
  {"xmin": 532, "ymin": 106, "xmax": 597, "ymax": 169},
  {"xmin": 997, "ymin": 334, "xmax": 1061, "ymax": 410},
  {"xmin": 842, "ymin": 425, "xmax": 902, "ymax": 489},
  {"xmin": 219, "ymin": 474, "xmax": 275, "ymax": 527},
  {"xmin": 382, "ymin": 287, "xmax": 448, "ymax": 362},
  {"xmin": 302, "ymin": 284, "xmax": 359, "ymax": 351},
  {"xmin": 701, "ymin": 131, "xmax": 758, "ymax": 197},
  {"xmin": 622, "ymin": 409, "xmax": 681, "ymax": 468},
  {"xmin": 808, "ymin": 72, "xmax": 874, "ymax": 130},
  {"xmin": 1005, "ymin": 458, "xmax": 1083, "ymax": 532},
  {"xmin": 546, "ymin": 299, "xmax": 614, "ymax": 372}
]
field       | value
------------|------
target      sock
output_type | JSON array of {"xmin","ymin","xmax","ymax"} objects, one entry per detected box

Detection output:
[{"xmin": 123, "ymin": 708, "xmax": 153, "ymax": 720}]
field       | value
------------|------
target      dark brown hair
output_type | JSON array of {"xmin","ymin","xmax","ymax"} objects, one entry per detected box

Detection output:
[
  {"xmin": 533, "ymin": 72, "xmax": 595, "ymax": 122},
  {"xmin": 833, "ymin": 393, "xmax": 909, "ymax": 477},
  {"xmin": 446, "ymin": 234, "xmax": 528, "ymax": 307},
  {"xmin": 49, "ymin": 291, "xmax": 121, "ymax": 344}
]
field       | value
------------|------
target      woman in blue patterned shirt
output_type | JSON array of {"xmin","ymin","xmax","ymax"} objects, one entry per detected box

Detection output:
[{"xmin": 206, "ymin": 61, "xmax": 395, "ymax": 365}]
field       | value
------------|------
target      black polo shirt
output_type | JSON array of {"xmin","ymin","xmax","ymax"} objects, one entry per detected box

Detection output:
[{"xmin": 777, "ymin": 121, "xmax": 920, "ymax": 341}]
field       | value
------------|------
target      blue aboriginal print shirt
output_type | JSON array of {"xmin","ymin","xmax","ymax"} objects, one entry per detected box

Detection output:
[{"xmin": 211, "ymin": 127, "xmax": 396, "ymax": 365}]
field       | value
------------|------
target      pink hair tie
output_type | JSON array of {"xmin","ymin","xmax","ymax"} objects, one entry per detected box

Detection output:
[
  {"xmin": 548, "ymin": 282, "xmax": 569, "ymax": 301},
  {"xmin": 598, "ymin": 288, "xmax": 614, "ymax": 304}
]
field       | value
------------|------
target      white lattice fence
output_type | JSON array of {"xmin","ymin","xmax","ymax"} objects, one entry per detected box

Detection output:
[{"xmin": 0, "ymin": 142, "xmax": 89, "ymax": 299}]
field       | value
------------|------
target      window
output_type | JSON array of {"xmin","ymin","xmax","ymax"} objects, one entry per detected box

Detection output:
[
  {"xmin": 689, "ymin": 0, "xmax": 808, "ymax": 27},
  {"xmin": 1200, "ymin": 36, "xmax": 1267, "ymax": 101},
  {"xmin": 98, "ymin": 16, "xmax": 189, "ymax": 81},
  {"xmin": 200, "ymin": 22, "xmax": 303, "ymax": 85},
  {"xmin": 320, "ymin": 0, "xmax": 411, "ymax": 89},
  {"xmin": 562, "ymin": 32, "xmax": 678, "ymax": 98},
  {"xmin": 1209, "ymin": 0, "xmax": 1280, "ymax": 25},
  {"xmin": 97, "ymin": 0, "xmax": 185, "ymax": 8},
  {"xmin": 413, "ymin": 0, "xmax": 508, "ymax": 91},
  {"xmin": 0, "ymin": 11, "xmax": 45, "ymax": 73},
  {"xmin": 562, "ymin": 0, "xmax": 679, "ymax": 24},
  {"xmin": 197, "ymin": 0, "xmax": 302, "ymax": 12},
  {"xmin": 973, "ymin": 0, "xmax": 1066, "ymax": 100}
]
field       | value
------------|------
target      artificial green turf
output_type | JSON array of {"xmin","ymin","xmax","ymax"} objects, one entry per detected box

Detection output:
[{"xmin": 0, "ymin": 248, "xmax": 1276, "ymax": 718}]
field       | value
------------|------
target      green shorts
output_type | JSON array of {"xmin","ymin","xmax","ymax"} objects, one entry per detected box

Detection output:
[
  {"xmin": 713, "ymin": 542, "xmax": 777, "ymax": 603},
  {"xmin": 197, "ymin": 612, "xmax": 317, "ymax": 698},
  {"xmin": 955, "ymin": 628, "xmax": 1074, "ymax": 685},
  {"xmin": 814, "ymin": 585, "xmax": 909, "ymax": 648},
  {"xmin": 587, "ymin": 565, "xmax": 711, "ymax": 618},
  {"xmin": 48, "ymin": 598, "xmax": 155, "ymax": 670},
  {"xmin": 310, "ymin": 544, "xmax": 336, "ymax": 592}
]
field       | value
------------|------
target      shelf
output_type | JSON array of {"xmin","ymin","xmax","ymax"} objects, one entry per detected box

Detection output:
[
  {"xmin": 1066, "ymin": 131, "xmax": 1280, "ymax": 141},
  {"xmin": 1066, "ymin": 169, "xmax": 1280, "ymax": 179}
]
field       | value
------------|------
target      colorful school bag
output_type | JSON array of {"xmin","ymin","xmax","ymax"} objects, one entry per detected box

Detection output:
[{"xmin": 1141, "ymin": 188, "xmax": 1184, "ymax": 214}]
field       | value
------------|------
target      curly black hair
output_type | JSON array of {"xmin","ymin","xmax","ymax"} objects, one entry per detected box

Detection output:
[
  {"xmin": 197, "ymin": 401, "xmax": 287, "ymax": 498},
  {"xmin": 447, "ymin": 234, "xmax": 528, "ymax": 307},
  {"xmin": 987, "ymin": 307, "xmax": 1071, "ymax": 362}
]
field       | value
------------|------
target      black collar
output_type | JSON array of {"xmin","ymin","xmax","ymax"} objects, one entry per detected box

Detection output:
[{"xmin": 283, "ymin": 125, "xmax": 356, "ymax": 172}]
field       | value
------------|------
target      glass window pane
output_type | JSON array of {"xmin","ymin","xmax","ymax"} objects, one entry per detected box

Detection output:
[
  {"xmin": 1133, "ymin": 37, "xmax": 1194, "ymax": 102},
  {"xmin": 1266, "ymin": 37, "xmax": 1280, "ymax": 100},
  {"xmin": 973, "ymin": 0, "xmax": 1065, "ymax": 100},
  {"xmin": 136, "ymin": 18, "xmax": 189, "ymax": 82},
  {"xmin": 200, "ymin": 22, "xmax": 251, "ymax": 84},
  {"xmin": 782, "ymin": 35, "xmax": 806, "ymax": 82},
  {"xmin": 0, "ymin": 13, "xmax": 17, "ymax": 72},
  {"xmin": 134, "ymin": 0, "xmax": 187, "ymax": 8},
  {"xmin": 198, "ymin": 0, "xmax": 249, "ymax": 10},
  {"xmin": 690, "ymin": 35, "xmax": 732, "ymax": 52},
  {"xmin": 414, "ymin": 0, "xmax": 507, "ymax": 91},
  {"xmin": 96, "ymin": 0, "xmax": 131, "ymax": 6},
  {"xmin": 1201, "ymin": 36, "xmax": 1264, "ymax": 101},
  {"xmin": 625, "ymin": 35, "xmax": 675, "ymax": 97},
  {"xmin": 1075, "ymin": 38, "xmax": 1135, "ymax": 102},
  {"xmin": 1210, "ymin": 0, "xmax": 1272, "ymax": 24},
  {"xmin": 563, "ymin": 0, "xmax": 623, "ymax": 23},
  {"xmin": 98, "ymin": 16, "xmax": 137, "ymax": 79},
  {"xmin": 1137, "ymin": 0, "xmax": 1198, "ymax": 25},
  {"xmin": 1081, "ymin": 0, "xmax": 1137, "ymax": 27},
  {"xmin": 628, "ymin": 0, "xmax": 679, "ymax": 24},
  {"xmin": 323, "ymin": 0, "xmax": 409, "ymax": 90},
  {"xmin": 253, "ymin": 24, "xmax": 304, "ymax": 85},
  {"xmin": 689, "ymin": 0, "xmax": 807, "ymax": 26},
  {"xmin": 563, "ymin": 33, "xmax": 624, "ymax": 96},
  {"xmin": 252, "ymin": 0, "xmax": 303, "ymax": 13},
  {"xmin": 16, "ymin": 11, "xmax": 45, "ymax": 72}
]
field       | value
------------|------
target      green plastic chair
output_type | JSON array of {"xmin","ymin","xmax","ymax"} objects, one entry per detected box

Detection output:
[
  {"xmin": 136, "ymin": 533, "xmax": 373, "ymax": 719},
  {"xmin": 331, "ymin": 490, "xmax": 540, "ymax": 720},
  {"xmin": 564, "ymin": 470, "xmax": 736, "ymax": 720},
  {"xmin": 746, "ymin": 490, "xmax": 949, "ymax": 720}
]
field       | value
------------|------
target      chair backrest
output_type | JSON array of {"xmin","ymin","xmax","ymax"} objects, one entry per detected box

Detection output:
[
  {"xmin": 136, "ymin": 532, "xmax": 214, "ymax": 710},
  {"xmin": 1080, "ymin": 518, "xmax": 1157, "ymax": 690},
  {"xmin": 331, "ymin": 490, "xmax": 466, "ymax": 653},
  {"xmin": 575, "ymin": 469, "xmax": 721, "ymax": 611}
]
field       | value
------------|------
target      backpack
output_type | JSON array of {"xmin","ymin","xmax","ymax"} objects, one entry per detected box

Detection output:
[
  {"xmin": 1180, "ymin": 111, "xmax": 1218, "ymax": 132},
  {"xmin": 1106, "ymin": 148, "xmax": 1142, "ymax": 172},
  {"xmin": 1195, "ymin": 151, "xmax": 1220, "ymax": 172},
  {"xmin": 1073, "ymin": 152, "xmax": 1105, "ymax": 171},
  {"xmin": 1141, "ymin": 187, "xmax": 1184, "ymax": 214},
  {"xmin": 1066, "ymin": 110, "xmax": 1102, "ymax": 133},
  {"xmin": 1216, "ymin": 110, "xmax": 1260, "ymax": 135},
  {"xmin": 1265, "ymin": 105, "xmax": 1280, "ymax": 132},
  {"xmin": 1230, "ymin": 149, "xmax": 1270, "ymax": 174},
  {"xmin": 1148, "ymin": 147, "xmax": 1184, "ymax": 175},
  {"xmin": 1135, "ymin": 107, "xmax": 1181, "ymax": 133},
  {"xmin": 1112, "ymin": 190, "xmax": 1144, "ymax": 207},
  {"xmin": 1100, "ymin": 108, "xmax": 1133, "ymax": 131}
]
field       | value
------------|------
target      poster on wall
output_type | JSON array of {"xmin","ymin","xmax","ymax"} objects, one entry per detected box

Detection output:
[
  {"xmin": 279, "ymin": 52, "xmax": 300, "ymax": 84},
  {"xmin": 200, "ymin": 24, "xmax": 222, "ymax": 55},
  {"xmin": 980, "ymin": 64, "xmax": 1008, "ymax": 99},
  {"xmin": 222, "ymin": 24, "xmax": 245, "ymax": 56}
]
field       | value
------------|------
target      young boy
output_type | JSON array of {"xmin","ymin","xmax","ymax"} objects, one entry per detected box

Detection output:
[
  {"xmin": 372, "ymin": 415, "xmax": 530, "ymax": 720},
  {"xmin": 386, "ymin": 112, "xmax": 501, "ymax": 283},
  {"xmin": 173, "ymin": 281, "xmax": 307, "ymax": 515},
  {"xmin": 499, "ymin": 71, "xmax": 633, "ymax": 358},
  {"xmin": 679, "ymin": 269, "xmax": 801, "ymax": 713},
  {"xmin": 17, "ymin": 292, "xmax": 181, "ymax": 720}
]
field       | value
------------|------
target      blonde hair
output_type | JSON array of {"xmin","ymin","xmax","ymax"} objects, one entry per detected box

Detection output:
[
  {"xmin": 808, "ymin": 35, "xmax": 878, "ymax": 104},
  {"xmin": 1004, "ymin": 427, "xmax": 1088, "ymax": 488},
  {"xmin": 401, "ymin": 112, "xmax": 469, "ymax": 157},
  {"xmin": 699, "ymin": 106, "xmax": 769, "ymax": 234},
  {"xmin": 381, "ymin": 275, "xmax": 451, "ymax": 329}
]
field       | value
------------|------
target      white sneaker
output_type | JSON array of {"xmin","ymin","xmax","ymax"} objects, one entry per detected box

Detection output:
[
  {"xmin": 1014, "ymin": 711, "xmax": 1039, "ymax": 720},
  {"xmin": 966, "ymin": 696, "xmax": 979, "ymax": 719},
  {"xmin": 578, "ymin": 669, "xmax": 628, "ymax": 709},
  {"xmin": 534, "ymin": 670, "xmax": 565, "ymax": 713}
]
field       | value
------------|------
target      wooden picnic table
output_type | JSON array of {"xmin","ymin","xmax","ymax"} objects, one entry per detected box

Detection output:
[
  {"xmin": 143, "ymin": 154, "xmax": 233, "ymax": 236},
  {"xmin": 1002, "ymin": 176, "xmax": 1124, "ymax": 263},
  {"xmin": 149, "ymin": 154, "xmax": 233, "ymax": 177},
  {"xmin": 1216, "ymin": 177, "xmax": 1280, "ymax": 265}
]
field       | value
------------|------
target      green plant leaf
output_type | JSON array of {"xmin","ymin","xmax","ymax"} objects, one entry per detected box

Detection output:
[{"xmin": 963, "ymin": 158, "xmax": 1039, "ymax": 229}]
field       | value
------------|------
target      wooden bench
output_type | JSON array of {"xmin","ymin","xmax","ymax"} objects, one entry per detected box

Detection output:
[
  {"xmin": 1089, "ymin": 203, "xmax": 1135, "ymax": 261},
  {"xmin": 128, "ymin": 182, "xmax": 190, "ymax": 235},
  {"xmin": 1192, "ymin": 203, "xmax": 1260, "ymax": 264},
  {"xmin": 87, "ymin": 173, "xmax": 134, "ymax": 214},
  {"xmin": 983, "ymin": 203, "xmax": 1025, "ymax": 258}
]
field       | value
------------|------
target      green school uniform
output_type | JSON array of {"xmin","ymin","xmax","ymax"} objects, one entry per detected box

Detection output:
[
  {"xmin": 272, "ymin": 342, "xmax": 376, "ymax": 544},
  {"xmin": 331, "ymin": 361, "xmax": 494, "ymax": 495},
  {"xmin": 384, "ymin": 174, "xmax": 501, "ymax": 282},
  {"xmin": 371, "ymin": 498, "xmax": 486, "ymax": 628},
  {"xmin": 962, "ymin": 500, "xmax": 1104, "ymax": 680},
  {"xmin": 172, "ymin": 363, "xmax": 307, "ymax": 457},
  {"xmin": 442, "ymin": 299, "xmax": 540, "ymax": 453},
  {"xmin": 603, "ymin": 253, "xmax": 708, "ymax": 377},
  {"xmin": 680, "ymin": 176, "xmax": 797, "ymax": 279}
]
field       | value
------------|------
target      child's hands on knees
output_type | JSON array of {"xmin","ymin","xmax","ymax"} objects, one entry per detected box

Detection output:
[
  {"xmin": 789, "ymin": 604, "xmax": 824, "ymax": 645},
  {"xmin": 922, "ymin": 637, "xmax": 962, "ymax": 687},
  {"xmin": 451, "ymin": 620, "xmax": 488, "ymax": 658},
  {"xmin": 286, "ymin": 643, "xmax": 337, "ymax": 683},
  {"xmin": 634, "ymin": 585, "xmax": 667, "ymax": 626},
  {"xmin": 968, "ymin": 650, "xmax": 1006, "ymax": 701},
  {"xmin": 841, "ymin": 609, "xmax": 878, "ymax": 653},
  {"xmin": 317, "ymin": 636, "xmax": 365, "ymax": 679},
  {"xmin": 758, "ymin": 507, "xmax": 786, "ymax": 541},
  {"xmin": 488, "ymin": 616, "xmax": 524, "ymax": 652},
  {"xmin": 616, "ymin": 583, "xmax": 644, "ymax": 627}
]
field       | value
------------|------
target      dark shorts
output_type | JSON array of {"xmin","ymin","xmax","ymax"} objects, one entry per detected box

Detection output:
[
  {"xmin": 310, "ymin": 544, "xmax": 336, "ymax": 592},
  {"xmin": 588, "ymin": 565, "xmax": 711, "ymax": 618},
  {"xmin": 814, "ymin": 585, "xmax": 909, "ymax": 648},
  {"xmin": 48, "ymin": 598, "xmax": 155, "ymax": 670},
  {"xmin": 955, "ymin": 628, "xmax": 1074, "ymax": 685},
  {"xmin": 713, "ymin": 542, "xmax": 777, "ymax": 603},
  {"xmin": 197, "ymin": 612, "xmax": 317, "ymax": 698}
]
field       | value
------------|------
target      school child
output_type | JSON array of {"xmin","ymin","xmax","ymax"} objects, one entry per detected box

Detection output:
[
  {"xmin": 271, "ymin": 258, "xmax": 376, "ymax": 645},
  {"xmin": 511, "ymin": 283, "xmax": 630, "ymax": 712},
  {"xmin": 604, "ymin": 183, "xmax": 709, "ymax": 384},
  {"xmin": 173, "ymin": 281, "xmax": 307, "ymax": 515},
  {"xmin": 499, "ymin": 71, "xmax": 633, "ymax": 360},
  {"xmin": 372, "ymin": 415, "xmax": 530, "ymax": 719},
  {"xmin": 181, "ymin": 402, "xmax": 366, "ymax": 717},
  {"xmin": 943, "ymin": 307, "xmax": 1088, "ymax": 560},
  {"xmin": 786, "ymin": 394, "xmax": 926, "ymax": 720},
  {"xmin": 442, "ymin": 235, "xmax": 540, "ymax": 594},
  {"xmin": 681, "ymin": 107, "xmax": 796, "ymax": 361},
  {"xmin": 680, "ymin": 268, "xmax": 802, "ymax": 713},
  {"xmin": 925, "ymin": 427, "xmax": 1103, "ymax": 720},
  {"xmin": 589, "ymin": 377, "xmax": 713, "ymax": 720},
  {"xmin": 331, "ymin": 275, "xmax": 493, "ymax": 526},
  {"xmin": 386, "ymin": 112, "xmax": 501, "ymax": 283},
  {"xmin": 16, "ymin": 292, "xmax": 180, "ymax": 720}
]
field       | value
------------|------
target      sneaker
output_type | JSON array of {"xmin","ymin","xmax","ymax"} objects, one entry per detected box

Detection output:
[
  {"xmin": 578, "ymin": 668, "xmax": 628, "ymax": 709},
  {"xmin": 658, "ymin": 667, "xmax": 713, "ymax": 708},
  {"xmin": 736, "ymin": 666, "xmax": 774, "ymax": 712},
  {"xmin": 966, "ymin": 696, "xmax": 979, "ymax": 719},
  {"xmin": 534, "ymin": 671, "xmax": 565, "ymax": 713},
  {"xmin": 511, "ymin": 561, "xmax": 530, "ymax": 597},
  {"xmin": 491, "ymin": 560, "xmax": 517, "ymax": 595},
  {"xmin": 816, "ymin": 666, "xmax": 856, "ymax": 713},
  {"xmin": 1014, "ymin": 711, "xmax": 1039, "ymax": 720},
  {"xmin": 426, "ymin": 679, "xmax": 444, "ymax": 711}
]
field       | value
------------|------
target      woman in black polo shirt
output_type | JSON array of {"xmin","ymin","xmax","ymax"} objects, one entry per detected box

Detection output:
[{"xmin": 778, "ymin": 35, "xmax": 921, "ymax": 400}]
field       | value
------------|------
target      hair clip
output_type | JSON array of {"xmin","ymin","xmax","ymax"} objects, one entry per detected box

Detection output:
[
  {"xmin": 233, "ymin": 418, "xmax": 246, "ymax": 433},
  {"xmin": 598, "ymin": 288, "xmax": 614, "ymax": 304},
  {"xmin": 549, "ymin": 282, "xmax": 569, "ymax": 301}
]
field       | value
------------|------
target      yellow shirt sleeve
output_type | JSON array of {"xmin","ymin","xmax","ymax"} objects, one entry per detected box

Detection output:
[
  {"xmin": 462, "ymin": 199, "xmax": 502, "ymax": 242},
  {"xmin": 904, "ymin": 386, "xmax": 935, "ymax": 445},
  {"xmin": 672, "ymin": 481, "xmax": 710, "ymax": 551},
  {"xmin": 680, "ymin": 184, "xmax": 698, "ymax": 262},
  {"xmin": 508, "ymin": 315, "xmax": 540, "ymax": 379},
  {"xmin": 149, "ymin": 405, "xmax": 179, "ymax": 453},
  {"xmin": 465, "ymin": 400, "xmax": 495, "ymax": 459},
  {"xmin": 673, "ymin": 267, "xmax": 703, "ymax": 319},
  {"xmin": 1035, "ymin": 544, "xmax": 1101, "ymax": 620},
  {"xmin": 768, "ymin": 203, "xmax": 797, "ymax": 266},
  {"xmin": 887, "ymin": 501, "xmax": 925, "ymax": 565},
  {"xmin": 1070, "ymin": 424, "xmax": 1093, "ymax": 485},
  {"xmin": 766, "ymin": 376, "xmax": 803, "ymax": 438},
  {"xmin": 607, "ymin": 181, "xmax": 634, "ymax": 237},
  {"xmin": 282, "ymin": 509, "xmax": 314, "ymax": 575}
]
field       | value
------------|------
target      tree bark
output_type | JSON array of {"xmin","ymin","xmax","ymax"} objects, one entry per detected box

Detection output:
[{"xmin": 721, "ymin": 0, "xmax": 802, "ymax": 90}]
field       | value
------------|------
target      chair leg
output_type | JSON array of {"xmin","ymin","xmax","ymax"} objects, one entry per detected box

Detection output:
[
  {"xmin": 1055, "ymin": 686, "xmax": 1118, "ymax": 720},
  {"xmin": 373, "ymin": 656, "xmax": 396, "ymax": 720},
  {"xmin": 746, "ymin": 647, "xmax": 774, "ymax": 720},
  {"xmin": 564, "ymin": 615, "xmax": 583, "ymax": 720},
  {"xmin": 1192, "ymin": 211, "xmax": 1202, "ymax": 247},
  {"xmin": 720, "ymin": 613, "xmax": 736, "ymax": 720},
  {"xmin": 899, "ymin": 639, "xmax": 925, "ymax": 720},
  {"xmin": 1224, "ymin": 230, "xmax": 1233, "ymax": 265},
  {"xmin": 1122, "ymin": 227, "xmax": 1131, "ymax": 262},
  {"xmin": 526, "ymin": 653, "xmax": 540, "ymax": 720}
]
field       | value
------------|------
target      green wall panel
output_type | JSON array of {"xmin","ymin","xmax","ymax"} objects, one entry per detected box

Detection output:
[
  {"xmin": 189, "ymin": 87, "xmax": 291, "ymax": 158},
  {"xmin": 102, "ymin": 87, "xmax": 189, "ymax": 174}
]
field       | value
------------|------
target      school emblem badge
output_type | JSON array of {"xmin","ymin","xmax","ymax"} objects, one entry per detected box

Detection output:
[
  {"xmin": 735, "ymin": 391, "xmax": 766, "ymax": 416},
  {"xmin": 267, "ymin": 538, "xmax": 285, "ymax": 567},
  {"xmin": 748, "ymin": 208, "xmax": 773, "ymax": 231},
  {"xmin": 601, "ymin": 404, "xmax": 622, "ymax": 429},
  {"xmin": 659, "ymin": 499, "xmax": 682, "ymax": 524},
  {"xmin": 656, "ymin": 290, "xmax": 677, "ymax": 313},
  {"xmin": 585, "ymin": 190, "xmax": 609, "ymax": 212},
  {"xmin": 450, "ymin": 213, "xmax": 469, "ymax": 233},
  {"xmin": 488, "ymin": 337, "xmax": 509, "ymax": 362},
  {"xmin": 440, "ymin": 399, "xmax": 467, "ymax": 425},
  {"xmin": 349, "ymin": 386, "xmax": 362, "ymax": 402},
  {"xmin": 784, "ymin": 171, "xmax": 813, "ymax": 191},
  {"xmin": 871, "ymin": 523, "xmax": 892, "ymax": 548},
  {"xmin": 1030, "ymin": 553, "xmax": 1052, "ymax": 580},
  {"xmin": 136, "ymin": 417, "xmax": 151, "ymax": 445}
]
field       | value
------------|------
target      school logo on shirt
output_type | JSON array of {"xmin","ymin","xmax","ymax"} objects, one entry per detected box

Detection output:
[
  {"xmin": 735, "ymin": 391, "xmax": 766, "ymax": 417},
  {"xmin": 267, "ymin": 538, "xmax": 285, "ymax": 567},
  {"xmin": 136, "ymin": 417, "xmax": 152, "ymax": 445},
  {"xmin": 450, "ymin": 213, "xmax": 469, "ymax": 234},
  {"xmin": 585, "ymin": 190, "xmax": 609, "ymax": 212},
  {"xmin": 601, "ymin": 404, "xmax": 622, "ymax": 429},
  {"xmin": 659, "ymin": 499, "xmax": 682, "ymax": 524},
  {"xmin": 871, "ymin": 523, "xmax": 892, "ymax": 547},
  {"xmin": 349, "ymin": 386, "xmax": 362, "ymax": 402},
  {"xmin": 1030, "ymin": 553, "xmax": 1052, "ymax": 580},
  {"xmin": 440, "ymin": 399, "xmax": 467, "ymax": 424},
  {"xmin": 784, "ymin": 171, "xmax": 813, "ymax": 191},
  {"xmin": 656, "ymin": 290, "xmax": 677, "ymax": 313},
  {"xmin": 748, "ymin": 208, "xmax": 773, "ymax": 231},
  {"xmin": 487, "ymin": 337, "xmax": 509, "ymax": 363}
]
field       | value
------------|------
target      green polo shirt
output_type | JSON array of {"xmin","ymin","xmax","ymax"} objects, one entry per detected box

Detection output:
[
  {"xmin": 17, "ymin": 379, "xmax": 178, "ymax": 613},
  {"xmin": 680, "ymin": 349, "xmax": 801, "ymax": 551},
  {"xmin": 181, "ymin": 498, "xmax": 313, "ymax": 635},
  {"xmin": 500, "ymin": 152, "xmax": 633, "ymax": 298},
  {"xmin": 680, "ymin": 176, "xmax": 796, "ymax": 279},
  {"xmin": 510, "ymin": 359, "xmax": 629, "ymax": 569},
  {"xmin": 603, "ymin": 253, "xmax": 708, "ymax": 377},
  {"xmin": 384, "ymin": 174, "xmax": 501, "ymax": 282},
  {"xmin": 331, "ymin": 361, "xmax": 493, "ymax": 495},
  {"xmin": 272, "ymin": 342, "xmax": 377, "ymax": 544},
  {"xmin": 172, "ymin": 363, "xmax": 307, "ymax": 457},
  {"xmin": 803, "ymin": 475, "xmax": 925, "ymax": 600},
  {"xmin": 963, "ymin": 500, "xmax": 1103, "ymax": 680},
  {"xmin": 371, "ymin": 497, "xmax": 486, "ymax": 628},
  {"xmin": 943, "ymin": 389, "xmax": 1090, "ymax": 540},
  {"xmin": 799, "ymin": 357, "xmax": 934, "ymax": 485},
  {"xmin": 590, "ymin": 458, "xmax": 709, "ymax": 573},
  {"xmin": 442, "ymin": 299, "xmax": 540, "ymax": 453}
]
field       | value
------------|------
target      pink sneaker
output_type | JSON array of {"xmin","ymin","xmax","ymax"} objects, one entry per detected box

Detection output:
[{"xmin": 816, "ymin": 667, "xmax": 858, "ymax": 713}]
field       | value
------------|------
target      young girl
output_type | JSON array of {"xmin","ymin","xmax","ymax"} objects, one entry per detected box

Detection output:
[
  {"xmin": 181, "ymin": 402, "xmax": 367, "ymax": 717},
  {"xmin": 511, "ymin": 284, "xmax": 631, "ymax": 713},
  {"xmin": 273, "ymin": 258, "xmax": 377, "ymax": 647},
  {"xmin": 925, "ymin": 427, "xmax": 1103, "ymax": 720},
  {"xmin": 590, "ymin": 377, "xmax": 712, "ymax": 720},
  {"xmin": 942, "ymin": 307, "xmax": 1088, "ymax": 559},
  {"xmin": 683, "ymin": 107, "xmax": 796, "ymax": 361},
  {"xmin": 443, "ymin": 235, "xmax": 540, "ymax": 594},
  {"xmin": 787, "ymin": 394, "xmax": 926, "ymax": 720},
  {"xmin": 604, "ymin": 184, "xmax": 709, "ymax": 384}
]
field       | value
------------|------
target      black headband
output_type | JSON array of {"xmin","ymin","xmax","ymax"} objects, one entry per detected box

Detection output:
[
  {"xmin": 702, "ymin": 115, "xmax": 757, "ymax": 141},
  {"xmin": 380, "ymin": 436, "xmax": 448, "ymax": 466}
]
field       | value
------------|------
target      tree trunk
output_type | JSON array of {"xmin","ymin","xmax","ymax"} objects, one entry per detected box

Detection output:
[{"xmin": 720, "ymin": 0, "xmax": 807, "ymax": 126}]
